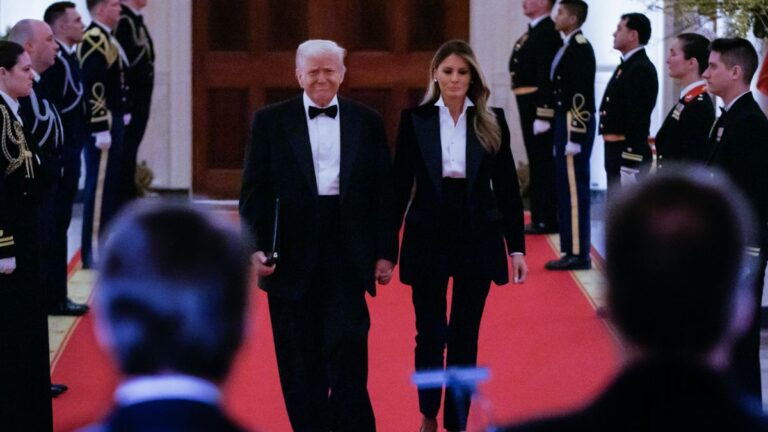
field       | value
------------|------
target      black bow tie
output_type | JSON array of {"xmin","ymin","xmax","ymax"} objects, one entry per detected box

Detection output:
[{"xmin": 308, "ymin": 105, "xmax": 338, "ymax": 119}]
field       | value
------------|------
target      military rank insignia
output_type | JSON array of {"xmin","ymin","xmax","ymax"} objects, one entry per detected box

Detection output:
[{"xmin": 671, "ymin": 103, "xmax": 684, "ymax": 120}]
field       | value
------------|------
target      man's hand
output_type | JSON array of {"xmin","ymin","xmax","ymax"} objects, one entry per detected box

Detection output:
[
  {"xmin": 374, "ymin": 259, "xmax": 394, "ymax": 285},
  {"xmin": 565, "ymin": 142, "xmax": 582, "ymax": 156},
  {"xmin": 533, "ymin": 119, "xmax": 551, "ymax": 135},
  {"xmin": 620, "ymin": 166, "xmax": 640, "ymax": 186},
  {"xmin": 251, "ymin": 251, "xmax": 276, "ymax": 277},
  {"xmin": 94, "ymin": 131, "xmax": 112, "ymax": 150},
  {"xmin": 511, "ymin": 254, "xmax": 528, "ymax": 284},
  {"xmin": 0, "ymin": 257, "xmax": 16, "ymax": 274}
]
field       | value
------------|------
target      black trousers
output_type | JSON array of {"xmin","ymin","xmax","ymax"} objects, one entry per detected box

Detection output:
[
  {"xmin": 81, "ymin": 119, "xmax": 126, "ymax": 268},
  {"xmin": 38, "ymin": 162, "xmax": 61, "ymax": 308},
  {"xmin": 123, "ymin": 83, "xmax": 153, "ymax": 199},
  {"xmin": 0, "ymin": 197, "xmax": 52, "ymax": 431},
  {"xmin": 603, "ymin": 138, "xmax": 651, "ymax": 200},
  {"xmin": 732, "ymin": 252, "xmax": 767, "ymax": 402},
  {"xmin": 516, "ymin": 92, "xmax": 557, "ymax": 227},
  {"xmin": 268, "ymin": 196, "xmax": 375, "ymax": 432},
  {"xmin": 411, "ymin": 179, "xmax": 492, "ymax": 431}
]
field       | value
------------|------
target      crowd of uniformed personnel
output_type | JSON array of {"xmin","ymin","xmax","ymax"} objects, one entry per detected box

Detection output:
[
  {"xmin": 0, "ymin": 0, "xmax": 153, "ymax": 429},
  {"xmin": 510, "ymin": 0, "xmax": 768, "ymax": 413}
]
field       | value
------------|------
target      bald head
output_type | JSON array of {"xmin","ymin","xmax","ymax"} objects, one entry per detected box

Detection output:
[{"xmin": 8, "ymin": 20, "xmax": 59, "ymax": 73}]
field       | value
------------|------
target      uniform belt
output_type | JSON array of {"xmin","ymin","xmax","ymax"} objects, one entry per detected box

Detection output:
[
  {"xmin": 513, "ymin": 86, "xmax": 539, "ymax": 95},
  {"xmin": 603, "ymin": 134, "xmax": 626, "ymax": 142}
]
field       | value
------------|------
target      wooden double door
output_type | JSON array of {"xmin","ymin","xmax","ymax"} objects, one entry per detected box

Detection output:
[{"xmin": 192, "ymin": 0, "xmax": 469, "ymax": 198}]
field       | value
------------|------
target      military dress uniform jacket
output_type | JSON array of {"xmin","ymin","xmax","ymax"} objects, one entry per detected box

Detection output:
[
  {"xmin": 78, "ymin": 21, "xmax": 126, "ymax": 134},
  {"xmin": 19, "ymin": 79, "xmax": 64, "ymax": 181},
  {"xmin": 509, "ymin": 17, "xmax": 562, "ymax": 118},
  {"xmin": 41, "ymin": 42, "xmax": 89, "ymax": 130},
  {"xmin": 707, "ymin": 93, "xmax": 768, "ymax": 251},
  {"xmin": 115, "ymin": 4, "xmax": 155, "ymax": 105},
  {"xmin": 654, "ymin": 84, "xmax": 714, "ymax": 167},
  {"xmin": 599, "ymin": 49, "xmax": 658, "ymax": 167},
  {"xmin": 549, "ymin": 30, "xmax": 596, "ymax": 145}
]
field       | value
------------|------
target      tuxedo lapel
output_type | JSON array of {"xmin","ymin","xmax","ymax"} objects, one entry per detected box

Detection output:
[
  {"xmin": 413, "ymin": 107, "xmax": 443, "ymax": 193},
  {"xmin": 465, "ymin": 108, "xmax": 484, "ymax": 190},
  {"xmin": 284, "ymin": 97, "xmax": 318, "ymax": 195},
  {"xmin": 339, "ymin": 98, "xmax": 359, "ymax": 198}
]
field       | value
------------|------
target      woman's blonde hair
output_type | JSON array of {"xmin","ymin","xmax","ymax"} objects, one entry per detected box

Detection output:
[{"xmin": 421, "ymin": 40, "xmax": 501, "ymax": 154}]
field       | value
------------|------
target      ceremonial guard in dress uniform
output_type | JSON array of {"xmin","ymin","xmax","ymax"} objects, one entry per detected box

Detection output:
[
  {"xmin": 509, "ymin": 0, "xmax": 561, "ymax": 234},
  {"xmin": 704, "ymin": 38, "xmax": 768, "ymax": 403},
  {"xmin": 654, "ymin": 33, "xmax": 715, "ymax": 168},
  {"xmin": 0, "ymin": 40, "xmax": 53, "ymax": 432},
  {"xmin": 115, "ymin": 0, "xmax": 154, "ymax": 199},
  {"xmin": 41, "ymin": 1, "xmax": 91, "ymax": 315},
  {"xmin": 544, "ymin": 0, "xmax": 595, "ymax": 271},
  {"xmin": 78, "ymin": 0, "xmax": 127, "ymax": 267},
  {"xmin": 599, "ymin": 13, "xmax": 657, "ymax": 196}
]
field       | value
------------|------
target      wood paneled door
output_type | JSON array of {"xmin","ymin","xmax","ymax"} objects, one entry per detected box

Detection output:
[{"xmin": 192, "ymin": 0, "xmax": 469, "ymax": 198}]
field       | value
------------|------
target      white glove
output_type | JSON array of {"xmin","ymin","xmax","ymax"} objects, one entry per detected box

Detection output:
[
  {"xmin": 123, "ymin": 113, "xmax": 132, "ymax": 126},
  {"xmin": 620, "ymin": 166, "xmax": 640, "ymax": 186},
  {"xmin": 565, "ymin": 142, "xmax": 582, "ymax": 156},
  {"xmin": 0, "ymin": 257, "xmax": 16, "ymax": 274},
  {"xmin": 94, "ymin": 131, "xmax": 112, "ymax": 150},
  {"xmin": 533, "ymin": 119, "xmax": 551, "ymax": 135}
]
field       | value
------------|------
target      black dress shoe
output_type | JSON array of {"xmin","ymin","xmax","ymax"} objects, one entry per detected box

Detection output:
[
  {"xmin": 545, "ymin": 255, "xmax": 592, "ymax": 270},
  {"xmin": 48, "ymin": 299, "xmax": 89, "ymax": 316},
  {"xmin": 51, "ymin": 383, "xmax": 68, "ymax": 397},
  {"xmin": 524, "ymin": 222, "xmax": 558, "ymax": 235}
]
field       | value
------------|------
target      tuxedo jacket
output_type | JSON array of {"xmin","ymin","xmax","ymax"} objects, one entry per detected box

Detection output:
[
  {"xmin": 393, "ymin": 105, "xmax": 525, "ymax": 285},
  {"xmin": 82, "ymin": 399, "xmax": 247, "ymax": 432},
  {"xmin": 654, "ymin": 85, "xmax": 715, "ymax": 166},
  {"xmin": 707, "ymin": 93, "xmax": 768, "ymax": 250},
  {"xmin": 78, "ymin": 22, "xmax": 126, "ymax": 134},
  {"xmin": 499, "ymin": 360, "xmax": 768, "ymax": 432},
  {"xmin": 599, "ymin": 49, "xmax": 658, "ymax": 162},
  {"xmin": 509, "ymin": 17, "xmax": 562, "ymax": 116},
  {"xmin": 239, "ymin": 95, "xmax": 398, "ymax": 300},
  {"xmin": 549, "ymin": 30, "xmax": 596, "ymax": 145}
]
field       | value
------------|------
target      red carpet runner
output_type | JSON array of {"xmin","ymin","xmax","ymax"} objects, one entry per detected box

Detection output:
[{"xmin": 52, "ymin": 230, "xmax": 619, "ymax": 431}]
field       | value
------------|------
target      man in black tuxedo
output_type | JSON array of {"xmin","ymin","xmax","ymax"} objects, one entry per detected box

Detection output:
[
  {"xmin": 115, "ymin": 0, "xmax": 154, "ymax": 200},
  {"xmin": 599, "ymin": 12, "xmax": 658, "ymax": 197},
  {"xmin": 239, "ymin": 39, "xmax": 397, "ymax": 432},
  {"xmin": 78, "ymin": 0, "xmax": 127, "ymax": 268},
  {"xmin": 653, "ymin": 33, "xmax": 714, "ymax": 168},
  {"xmin": 498, "ymin": 170, "xmax": 768, "ymax": 432},
  {"xmin": 704, "ymin": 37, "xmax": 768, "ymax": 402},
  {"xmin": 86, "ymin": 203, "xmax": 250, "ymax": 432},
  {"xmin": 42, "ymin": 1, "xmax": 91, "ymax": 315},
  {"xmin": 509, "ymin": 0, "xmax": 561, "ymax": 234}
]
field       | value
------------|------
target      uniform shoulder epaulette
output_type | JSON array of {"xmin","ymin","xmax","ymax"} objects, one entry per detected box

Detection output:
[
  {"xmin": 575, "ymin": 34, "xmax": 588, "ymax": 45},
  {"xmin": 79, "ymin": 27, "xmax": 118, "ymax": 66}
]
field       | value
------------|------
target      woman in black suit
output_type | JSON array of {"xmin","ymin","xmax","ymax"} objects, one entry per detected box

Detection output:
[{"xmin": 393, "ymin": 40, "xmax": 528, "ymax": 432}]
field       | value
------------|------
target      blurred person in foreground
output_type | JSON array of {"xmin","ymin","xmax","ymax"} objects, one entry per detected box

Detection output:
[
  {"xmin": 82, "ymin": 202, "xmax": 251, "ymax": 431},
  {"xmin": 497, "ymin": 167, "xmax": 768, "ymax": 431}
]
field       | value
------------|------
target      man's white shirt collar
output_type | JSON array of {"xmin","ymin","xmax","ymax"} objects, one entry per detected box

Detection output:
[
  {"xmin": 303, "ymin": 92, "xmax": 339, "ymax": 114},
  {"xmin": 725, "ymin": 91, "xmax": 751, "ymax": 112},
  {"xmin": 622, "ymin": 46, "xmax": 645, "ymax": 61},
  {"xmin": 55, "ymin": 39, "xmax": 75, "ymax": 54},
  {"xmin": 32, "ymin": 70, "xmax": 40, "ymax": 83},
  {"xmin": 115, "ymin": 374, "xmax": 221, "ymax": 407},
  {"xmin": 561, "ymin": 28, "xmax": 582, "ymax": 45},
  {"xmin": 93, "ymin": 19, "xmax": 112, "ymax": 32},
  {"xmin": 529, "ymin": 15, "xmax": 548, "ymax": 28},
  {"xmin": 126, "ymin": 4, "xmax": 142, "ymax": 16},
  {"xmin": 679, "ymin": 80, "xmax": 706, "ymax": 99}
]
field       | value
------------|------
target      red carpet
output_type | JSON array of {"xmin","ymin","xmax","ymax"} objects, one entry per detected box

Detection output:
[{"xmin": 52, "ymin": 228, "xmax": 619, "ymax": 431}]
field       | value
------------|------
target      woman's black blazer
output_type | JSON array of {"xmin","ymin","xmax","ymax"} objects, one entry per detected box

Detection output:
[{"xmin": 393, "ymin": 104, "xmax": 525, "ymax": 285}]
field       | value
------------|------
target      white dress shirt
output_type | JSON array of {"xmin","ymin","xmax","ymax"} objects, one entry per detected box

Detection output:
[
  {"xmin": 303, "ymin": 92, "xmax": 341, "ymax": 195},
  {"xmin": 115, "ymin": 374, "xmax": 221, "ymax": 407},
  {"xmin": 529, "ymin": 14, "xmax": 548, "ymax": 28},
  {"xmin": 435, "ymin": 96, "xmax": 473, "ymax": 179},
  {"xmin": 55, "ymin": 38, "xmax": 76, "ymax": 55},
  {"xmin": 0, "ymin": 90, "xmax": 23, "ymax": 125},
  {"xmin": 622, "ymin": 46, "xmax": 645, "ymax": 62}
]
